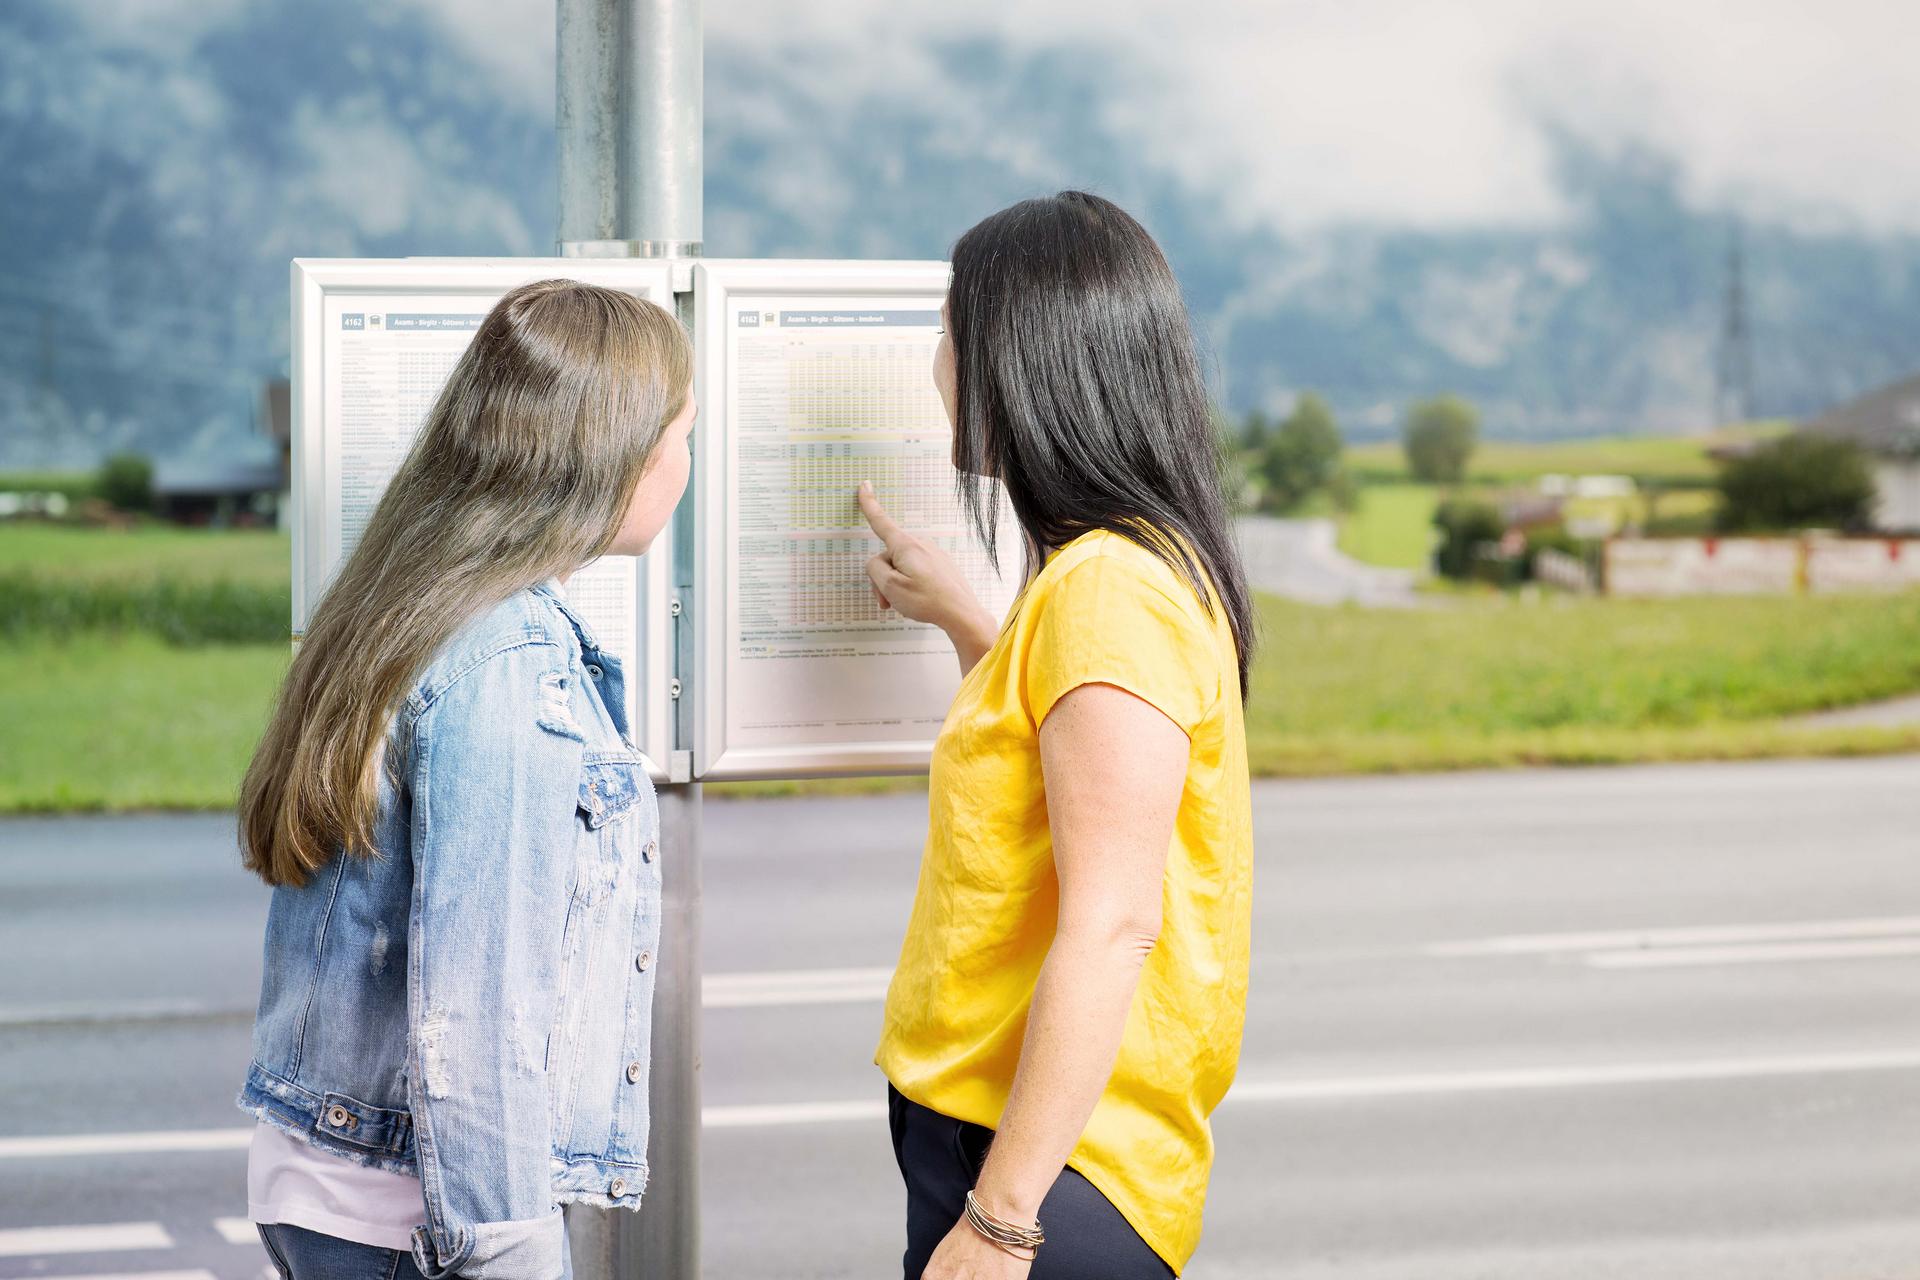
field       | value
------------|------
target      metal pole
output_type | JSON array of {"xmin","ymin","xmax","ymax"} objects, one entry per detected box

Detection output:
[
  {"xmin": 557, "ymin": 2, "xmax": 704, "ymax": 1276},
  {"xmin": 558, "ymin": 0, "xmax": 702, "ymax": 259},
  {"xmin": 556, "ymin": 0, "xmax": 621, "ymax": 252}
]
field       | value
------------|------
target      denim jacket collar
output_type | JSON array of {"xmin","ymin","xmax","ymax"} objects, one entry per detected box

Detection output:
[{"xmin": 530, "ymin": 574, "xmax": 602, "ymax": 654}]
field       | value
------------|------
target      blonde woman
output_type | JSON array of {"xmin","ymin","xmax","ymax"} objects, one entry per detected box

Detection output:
[
  {"xmin": 862, "ymin": 192, "xmax": 1257, "ymax": 1279},
  {"xmin": 235, "ymin": 280, "xmax": 693, "ymax": 1280}
]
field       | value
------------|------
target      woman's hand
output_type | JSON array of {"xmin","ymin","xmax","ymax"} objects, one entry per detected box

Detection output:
[
  {"xmin": 857, "ymin": 481, "xmax": 999, "ymax": 671},
  {"xmin": 923, "ymin": 1215, "xmax": 1034, "ymax": 1280}
]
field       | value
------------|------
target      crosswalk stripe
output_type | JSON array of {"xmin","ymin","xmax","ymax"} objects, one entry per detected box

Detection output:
[
  {"xmin": 0, "ymin": 1129, "xmax": 251, "ymax": 1159},
  {"xmin": 703, "ymin": 1099, "xmax": 887, "ymax": 1127},
  {"xmin": 703, "ymin": 967, "xmax": 893, "ymax": 1008},
  {"xmin": 0, "ymin": 1222, "xmax": 174, "ymax": 1257},
  {"xmin": 212, "ymin": 1218, "xmax": 259, "ymax": 1245}
]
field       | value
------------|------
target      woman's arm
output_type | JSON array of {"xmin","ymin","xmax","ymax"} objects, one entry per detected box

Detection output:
[
  {"xmin": 858, "ymin": 481, "xmax": 1000, "ymax": 675},
  {"xmin": 923, "ymin": 680, "xmax": 1189, "ymax": 1278}
]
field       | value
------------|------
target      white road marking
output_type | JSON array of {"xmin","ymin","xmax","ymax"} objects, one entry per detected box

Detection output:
[
  {"xmin": 0, "ymin": 1129, "xmax": 251, "ymax": 1159},
  {"xmin": 10, "ymin": 1046, "xmax": 1919, "ymax": 1162},
  {"xmin": 212, "ymin": 1218, "xmax": 258, "ymax": 1245},
  {"xmin": 0, "ymin": 969, "xmax": 900, "ymax": 1030},
  {"xmin": 703, "ymin": 1099, "xmax": 888, "ymax": 1127},
  {"xmin": 1225, "ymin": 1047, "xmax": 1920, "ymax": 1101},
  {"xmin": 702, "ymin": 966, "xmax": 893, "ymax": 1008},
  {"xmin": 1586, "ymin": 937, "xmax": 1920, "ymax": 969},
  {"xmin": 0, "ymin": 1001, "xmax": 241, "ymax": 1029},
  {"xmin": 0, "ymin": 1222, "xmax": 174, "ymax": 1256},
  {"xmin": 1426, "ymin": 914, "xmax": 1920, "ymax": 957},
  {"xmin": 13, "ymin": 1273, "xmax": 218, "ymax": 1280}
]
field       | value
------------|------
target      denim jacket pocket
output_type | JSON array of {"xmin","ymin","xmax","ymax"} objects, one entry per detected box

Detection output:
[
  {"xmin": 313, "ymin": 1089, "xmax": 414, "ymax": 1159},
  {"xmin": 577, "ymin": 755, "xmax": 652, "ymax": 830}
]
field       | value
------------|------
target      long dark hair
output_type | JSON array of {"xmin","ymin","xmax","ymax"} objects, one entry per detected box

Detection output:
[{"xmin": 948, "ymin": 190, "xmax": 1257, "ymax": 699}]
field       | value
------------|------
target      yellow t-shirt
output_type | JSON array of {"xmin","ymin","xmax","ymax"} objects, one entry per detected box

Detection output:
[{"xmin": 876, "ymin": 525, "xmax": 1254, "ymax": 1274}]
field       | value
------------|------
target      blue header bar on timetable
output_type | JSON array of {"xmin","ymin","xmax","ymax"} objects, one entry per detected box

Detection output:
[
  {"xmin": 776, "ymin": 310, "xmax": 940, "ymax": 328},
  {"xmin": 386, "ymin": 314, "xmax": 486, "ymax": 331}
]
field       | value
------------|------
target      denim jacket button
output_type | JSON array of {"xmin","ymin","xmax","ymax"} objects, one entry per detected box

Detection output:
[
  {"xmin": 586, "ymin": 664, "xmax": 604, "ymax": 680},
  {"xmin": 635, "ymin": 951, "xmax": 652, "ymax": 972},
  {"xmin": 642, "ymin": 838, "xmax": 657, "ymax": 861},
  {"xmin": 609, "ymin": 1177, "xmax": 628, "ymax": 1198},
  {"xmin": 325, "ymin": 1104, "xmax": 351, "ymax": 1128},
  {"xmin": 625, "ymin": 1061, "xmax": 642, "ymax": 1084}
]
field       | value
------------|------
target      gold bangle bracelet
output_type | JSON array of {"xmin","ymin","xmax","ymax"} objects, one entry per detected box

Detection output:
[{"xmin": 965, "ymin": 1189, "xmax": 1045, "ymax": 1256}]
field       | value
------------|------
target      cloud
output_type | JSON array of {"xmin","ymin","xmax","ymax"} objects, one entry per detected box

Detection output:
[
  {"xmin": 402, "ymin": 0, "xmax": 1920, "ymax": 234},
  {"xmin": 56, "ymin": 0, "xmax": 1920, "ymax": 234},
  {"xmin": 282, "ymin": 94, "xmax": 538, "ymax": 250}
]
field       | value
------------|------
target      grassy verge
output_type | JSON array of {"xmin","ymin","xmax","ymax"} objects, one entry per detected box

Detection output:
[
  {"xmin": 0, "ymin": 634, "xmax": 289, "ymax": 813},
  {"xmin": 6, "ymin": 589, "xmax": 1918, "ymax": 812},
  {"xmin": 1244, "ymin": 590, "xmax": 1920, "ymax": 771}
]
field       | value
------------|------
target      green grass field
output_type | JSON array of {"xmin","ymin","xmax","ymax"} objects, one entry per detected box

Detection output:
[
  {"xmin": 1335, "ymin": 483, "xmax": 1439, "ymax": 569},
  {"xmin": 1344, "ymin": 422, "xmax": 1788, "ymax": 486},
  {"xmin": 0, "ymin": 524, "xmax": 291, "ymax": 585},
  {"xmin": 7, "ymin": 586, "xmax": 1917, "ymax": 811},
  {"xmin": 0, "ymin": 633, "xmax": 290, "ymax": 812},
  {"xmin": 1244, "ymin": 591, "xmax": 1920, "ymax": 772}
]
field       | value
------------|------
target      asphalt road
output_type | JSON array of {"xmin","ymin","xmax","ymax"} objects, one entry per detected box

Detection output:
[
  {"xmin": 2, "ymin": 755, "xmax": 1917, "ymax": 1279},
  {"xmin": 1233, "ymin": 517, "xmax": 1419, "ymax": 608}
]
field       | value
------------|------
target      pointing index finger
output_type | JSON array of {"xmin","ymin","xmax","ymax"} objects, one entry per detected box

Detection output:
[{"xmin": 857, "ymin": 480, "xmax": 906, "ymax": 550}]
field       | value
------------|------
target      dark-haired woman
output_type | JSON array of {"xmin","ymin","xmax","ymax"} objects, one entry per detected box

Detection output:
[{"xmin": 860, "ymin": 192, "xmax": 1256, "ymax": 1280}]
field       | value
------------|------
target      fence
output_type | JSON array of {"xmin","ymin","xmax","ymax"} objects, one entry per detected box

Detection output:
[
  {"xmin": 1534, "ymin": 547, "xmax": 1598, "ymax": 594},
  {"xmin": 1603, "ymin": 536, "xmax": 1920, "ymax": 597}
]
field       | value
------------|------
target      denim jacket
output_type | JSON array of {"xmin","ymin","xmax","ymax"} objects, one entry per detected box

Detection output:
[{"xmin": 238, "ymin": 578, "xmax": 662, "ymax": 1280}]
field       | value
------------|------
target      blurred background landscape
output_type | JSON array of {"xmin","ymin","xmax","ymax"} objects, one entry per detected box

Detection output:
[
  {"xmin": 4, "ymin": 0, "xmax": 1920, "ymax": 810},
  {"xmin": 1, "ymin": 5, "xmax": 1918, "ymax": 1279}
]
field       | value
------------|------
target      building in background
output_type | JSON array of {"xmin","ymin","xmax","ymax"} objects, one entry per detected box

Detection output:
[
  {"xmin": 1802, "ymin": 374, "xmax": 1920, "ymax": 531},
  {"xmin": 260, "ymin": 377, "xmax": 291, "ymax": 530},
  {"xmin": 152, "ymin": 454, "xmax": 285, "ymax": 526}
]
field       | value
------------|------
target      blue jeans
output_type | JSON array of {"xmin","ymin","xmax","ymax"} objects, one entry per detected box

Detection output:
[
  {"xmin": 887, "ymin": 1084, "xmax": 1177, "ymax": 1280},
  {"xmin": 257, "ymin": 1220, "xmax": 575, "ymax": 1280},
  {"xmin": 256, "ymin": 1223, "xmax": 430, "ymax": 1280}
]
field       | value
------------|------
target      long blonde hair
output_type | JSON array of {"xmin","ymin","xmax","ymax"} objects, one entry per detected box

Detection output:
[{"xmin": 241, "ymin": 279, "xmax": 691, "ymax": 887}]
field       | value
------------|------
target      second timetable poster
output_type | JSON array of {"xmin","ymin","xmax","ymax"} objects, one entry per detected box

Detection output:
[{"xmin": 722, "ymin": 296, "xmax": 1021, "ymax": 757}]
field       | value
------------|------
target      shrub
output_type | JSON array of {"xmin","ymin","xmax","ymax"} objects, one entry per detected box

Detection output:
[
  {"xmin": 0, "ymin": 571, "xmax": 288, "ymax": 646},
  {"xmin": 97, "ymin": 453, "xmax": 155, "ymax": 514},
  {"xmin": 1715, "ymin": 434, "xmax": 1877, "ymax": 532},
  {"xmin": 1431, "ymin": 497, "xmax": 1505, "ymax": 580}
]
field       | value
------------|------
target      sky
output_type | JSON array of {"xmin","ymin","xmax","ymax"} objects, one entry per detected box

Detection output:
[
  {"xmin": 413, "ymin": 0, "xmax": 1920, "ymax": 234},
  {"xmin": 66, "ymin": 0, "xmax": 1920, "ymax": 240},
  {"xmin": 5, "ymin": 0, "xmax": 1920, "ymax": 464}
]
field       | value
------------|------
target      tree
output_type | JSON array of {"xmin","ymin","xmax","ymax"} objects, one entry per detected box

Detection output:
[
  {"xmin": 1715, "ymin": 434, "xmax": 1876, "ymax": 532},
  {"xmin": 1260, "ymin": 393, "xmax": 1344, "ymax": 512},
  {"xmin": 97, "ymin": 452, "xmax": 154, "ymax": 513},
  {"xmin": 1402, "ymin": 395, "xmax": 1480, "ymax": 483},
  {"xmin": 1431, "ymin": 497, "xmax": 1504, "ymax": 580},
  {"xmin": 1242, "ymin": 408, "xmax": 1273, "ymax": 451}
]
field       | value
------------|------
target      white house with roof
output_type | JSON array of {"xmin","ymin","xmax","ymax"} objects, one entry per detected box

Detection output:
[{"xmin": 1802, "ymin": 374, "xmax": 1920, "ymax": 531}]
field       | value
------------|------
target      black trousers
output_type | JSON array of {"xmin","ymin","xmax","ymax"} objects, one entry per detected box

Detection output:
[{"xmin": 887, "ymin": 1084, "xmax": 1178, "ymax": 1280}]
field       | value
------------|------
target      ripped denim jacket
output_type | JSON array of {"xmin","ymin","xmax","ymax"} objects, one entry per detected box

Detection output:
[{"xmin": 238, "ymin": 578, "xmax": 662, "ymax": 1280}]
